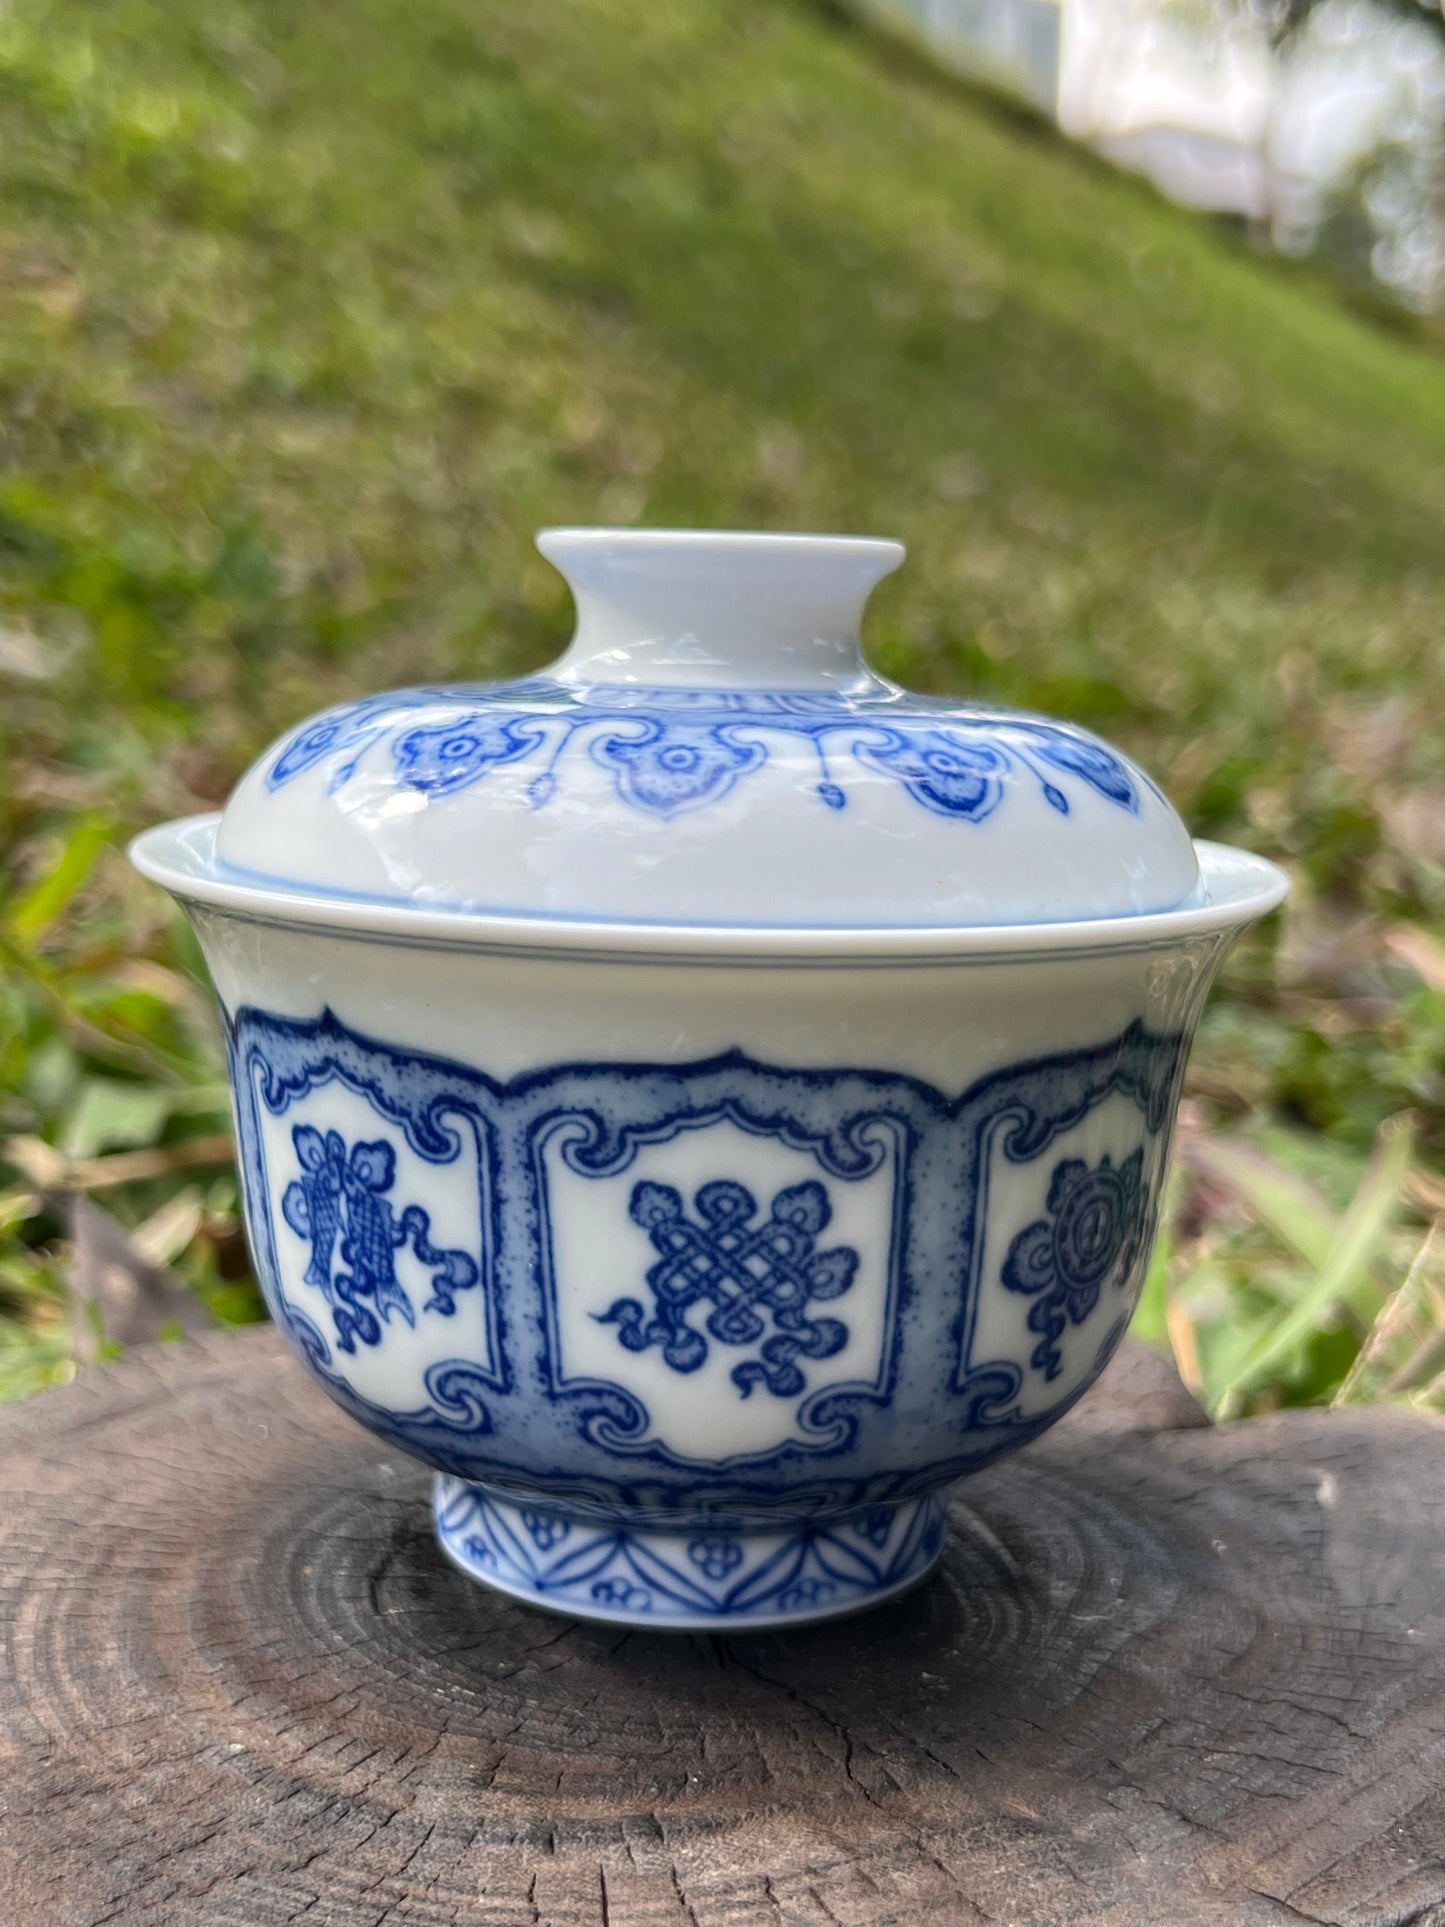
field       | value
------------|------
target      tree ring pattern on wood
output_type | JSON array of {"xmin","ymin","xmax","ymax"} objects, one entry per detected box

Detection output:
[{"xmin": 7, "ymin": 1333, "xmax": 1445, "ymax": 1924}]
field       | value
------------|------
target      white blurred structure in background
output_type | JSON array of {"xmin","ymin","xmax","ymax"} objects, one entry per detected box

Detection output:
[{"xmin": 858, "ymin": 0, "xmax": 1445, "ymax": 312}]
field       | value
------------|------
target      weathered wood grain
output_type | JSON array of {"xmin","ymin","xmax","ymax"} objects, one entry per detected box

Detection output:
[{"xmin": 3, "ymin": 1328, "xmax": 1443, "ymax": 1927}]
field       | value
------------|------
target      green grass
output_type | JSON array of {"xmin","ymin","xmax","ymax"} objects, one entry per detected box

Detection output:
[{"xmin": 2, "ymin": 0, "xmax": 1444, "ymax": 1409}]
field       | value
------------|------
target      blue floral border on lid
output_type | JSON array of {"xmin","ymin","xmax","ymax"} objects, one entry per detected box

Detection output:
[{"xmin": 266, "ymin": 679, "xmax": 1141, "ymax": 825}]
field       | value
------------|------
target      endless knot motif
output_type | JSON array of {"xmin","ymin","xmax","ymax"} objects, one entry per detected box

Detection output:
[
  {"xmin": 597, "ymin": 1177, "xmax": 859, "ymax": 1399},
  {"xmin": 1002, "ymin": 1148, "xmax": 1146, "ymax": 1380},
  {"xmin": 281, "ymin": 1125, "xmax": 479, "ymax": 1354}
]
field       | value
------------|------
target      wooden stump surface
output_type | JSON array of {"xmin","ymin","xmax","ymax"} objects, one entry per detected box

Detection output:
[{"xmin": 5, "ymin": 1328, "xmax": 1445, "ymax": 1927}]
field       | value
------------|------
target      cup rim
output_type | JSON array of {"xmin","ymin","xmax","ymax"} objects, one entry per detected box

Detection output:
[{"xmin": 129, "ymin": 815, "xmax": 1289, "ymax": 962}]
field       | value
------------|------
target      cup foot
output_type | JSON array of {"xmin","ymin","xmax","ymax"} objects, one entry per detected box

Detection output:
[{"xmin": 432, "ymin": 1477, "xmax": 949, "ymax": 1630}]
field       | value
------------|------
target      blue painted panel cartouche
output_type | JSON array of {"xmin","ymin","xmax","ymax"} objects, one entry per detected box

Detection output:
[
  {"xmin": 229, "ymin": 1006, "xmax": 1185, "ymax": 1529},
  {"xmin": 1002, "ymin": 1149, "xmax": 1147, "ymax": 1380}
]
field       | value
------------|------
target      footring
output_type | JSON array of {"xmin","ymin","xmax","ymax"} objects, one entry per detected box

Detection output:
[{"xmin": 432, "ymin": 1478, "xmax": 949, "ymax": 1629}]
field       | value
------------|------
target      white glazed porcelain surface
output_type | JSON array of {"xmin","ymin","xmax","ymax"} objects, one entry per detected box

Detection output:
[
  {"xmin": 131, "ymin": 525, "xmax": 1289, "ymax": 1629},
  {"xmin": 212, "ymin": 530, "xmax": 1202, "ymax": 929}
]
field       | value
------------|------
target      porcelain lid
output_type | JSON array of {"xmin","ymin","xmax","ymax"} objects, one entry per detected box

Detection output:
[{"xmin": 213, "ymin": 529, "xmax": 1202, "ymax": 929}]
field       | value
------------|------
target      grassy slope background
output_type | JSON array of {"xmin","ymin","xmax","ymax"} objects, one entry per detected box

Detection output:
[{"xmin": 1, "ymin": 0, "xmax": 1444, "ymax": 1407}]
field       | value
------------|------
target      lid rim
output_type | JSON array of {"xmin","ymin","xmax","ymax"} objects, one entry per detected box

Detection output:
[{"xmin": 131, "ymin": 816, "xmax": 1288, "ymax": 959}]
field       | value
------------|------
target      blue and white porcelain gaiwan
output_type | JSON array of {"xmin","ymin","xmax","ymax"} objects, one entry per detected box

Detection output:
[{"xmin": 132, "ymin": 529, "xmax": 1287, "ymax": 1631}]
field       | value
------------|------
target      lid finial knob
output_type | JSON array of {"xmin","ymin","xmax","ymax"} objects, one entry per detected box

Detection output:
[{"xmin": 537, "ymin": 528, "xmax": 905, "ymax": 691}]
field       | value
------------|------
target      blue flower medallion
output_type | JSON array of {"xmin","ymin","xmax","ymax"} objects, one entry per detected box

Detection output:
[
  {"xmin": 1002, "ymin": 1149, "xmax": 1147, "ymax": 1380},
  {"xmin": 851, "ymin": 727, "xmax": 1009, "ymax": 821},
  {"xmin": 393, "ymin": 714, "xmax": 546, "ymax": 795},
  {"xmin": 590, "ymin": 720, "xmax": 768, "ymax": 817}
]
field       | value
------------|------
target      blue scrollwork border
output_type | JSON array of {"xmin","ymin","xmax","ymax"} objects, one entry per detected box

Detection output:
[{"xmin": 263, "ymin": 677, "xmax": 1145, "ymax": 825}]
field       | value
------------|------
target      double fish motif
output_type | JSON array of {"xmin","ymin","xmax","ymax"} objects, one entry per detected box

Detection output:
[{"xmin": 281, "ymin": 1125, "xmax": 479, "ymax": 1354}]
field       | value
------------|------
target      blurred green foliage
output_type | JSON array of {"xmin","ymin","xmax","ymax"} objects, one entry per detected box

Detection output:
[{"xmin": 1, "ymin": 0, "xmax": 1443, "ymax": 1409}]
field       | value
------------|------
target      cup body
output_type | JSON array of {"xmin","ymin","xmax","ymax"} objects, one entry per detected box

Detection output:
[{"xmin": 191, "ymin": 899, "xmax": 1232, "ymax": 1624}]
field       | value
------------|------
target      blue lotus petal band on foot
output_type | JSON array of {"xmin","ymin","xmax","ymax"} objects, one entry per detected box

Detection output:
[{"xmin": 433, "ymin": 1478, "xmax": 950, "ymax": 1629}]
